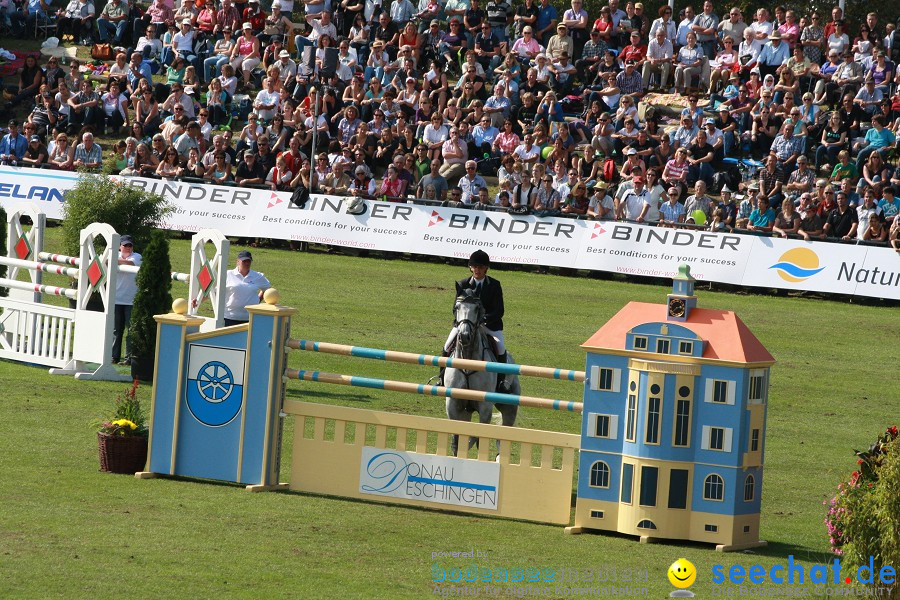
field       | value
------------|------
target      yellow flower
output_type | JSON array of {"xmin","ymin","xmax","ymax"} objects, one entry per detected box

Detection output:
[{"xmin": 112, "ymin": 419, "xmax": 137, "ymax": 430}]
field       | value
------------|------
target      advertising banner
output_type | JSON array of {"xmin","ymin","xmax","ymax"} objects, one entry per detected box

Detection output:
[
  {"xmin": 743, "ymin": 237, "xmax": 900, "ymax": 300},
  {"xmin": 359, "ymin": 446, "xmax": 500, "ymax": 510},
  {"xmin": 1, "ymin": 165, "xmax": 897, "ymax": 299},
  {"xmin": 575, "ymin": 222, "xmax": 752, "ymax": 284}
]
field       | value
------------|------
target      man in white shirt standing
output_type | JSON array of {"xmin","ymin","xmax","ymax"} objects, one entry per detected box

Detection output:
[
  {"xmin": 113, "ymin": 235, "xmax": 142, "ymax": 365},
  {"xmin": 224, "ymin": 250, "xmax": 271, "ymax": 326},
  {"xmin": 749, "ymin": 8, "xmax": 772, "ymax": 47}
]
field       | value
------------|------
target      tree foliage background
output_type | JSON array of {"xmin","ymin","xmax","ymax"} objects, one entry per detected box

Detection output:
[{"xmin": 61, "ymin": 175, "xmax": 173, "ymax": 257}]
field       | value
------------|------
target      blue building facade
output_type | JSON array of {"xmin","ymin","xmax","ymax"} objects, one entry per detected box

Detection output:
[{"xmin": 569, "ymin": 266, "xmax": 774, "ymax": 550}]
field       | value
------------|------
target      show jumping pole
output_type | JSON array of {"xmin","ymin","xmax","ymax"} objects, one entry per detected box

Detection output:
[
  {"xmin": 0, "ymin": 277, "xmax": 78, "ymax": 299},
  {"xmin": 38, "ymin": 252, "xmax": 189, "ymax": 281},
  {"xmin": 0, "ymin": 256, "xmax": 79, "ymax": 278},
  {"xmin": 287, "ymin": 339, "xmax": 586, "ymax": 382},
  {"xmin": 284, "ymin": 368, "xmax": 584, "ymax": 412}
]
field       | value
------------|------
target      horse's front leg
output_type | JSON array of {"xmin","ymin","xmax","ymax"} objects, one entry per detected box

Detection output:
[{"xmin": 466, "ymin": 401, "xmax": 493, "ymax": 452}]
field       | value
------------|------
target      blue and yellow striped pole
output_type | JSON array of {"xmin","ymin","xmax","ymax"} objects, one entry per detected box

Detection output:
[
  {"xmin": 284, "ymin": 368, "xmax": 583, "ymax": 413},
  {"xmin": 286, "ymin": 339, "xmax": 586, "ymax": 383}
]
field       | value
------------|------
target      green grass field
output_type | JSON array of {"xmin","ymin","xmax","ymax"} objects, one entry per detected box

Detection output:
[{"xmin": 1, "ymin": 228, "xmax": 898, "ymax": 599}]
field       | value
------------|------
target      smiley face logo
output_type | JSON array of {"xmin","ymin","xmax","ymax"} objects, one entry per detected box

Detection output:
[{"xmin": 668, "ymin": 558, "xmax": 696, "ymax": 589}]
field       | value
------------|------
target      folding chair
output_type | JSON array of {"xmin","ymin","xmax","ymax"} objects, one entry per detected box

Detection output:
[{"xmin": 34, "ymin": 4, "xmax": 56, "ymax": 39}]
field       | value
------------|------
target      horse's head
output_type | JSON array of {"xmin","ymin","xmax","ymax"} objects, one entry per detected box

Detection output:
[{"xmin": 454, "ymin": 292, "xmax": 484, "ymax": 349}]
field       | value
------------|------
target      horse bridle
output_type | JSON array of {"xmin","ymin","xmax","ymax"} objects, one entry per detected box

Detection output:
[
  {"xmin": 454, "ymin": 296, "xmax": 490, "ymax": 385},
  {"xmin": 455, "ymin": 295, "xmax": 484, "ymax": 337}
]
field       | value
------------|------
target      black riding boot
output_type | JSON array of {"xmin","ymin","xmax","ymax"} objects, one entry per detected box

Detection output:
[
  {"xmin": 496, "ymin": 352, "xmax": 510, "ymax": 392},
  {"xmin": 438, "ymin": 349, "xmax": 450, "ymax": 386}
]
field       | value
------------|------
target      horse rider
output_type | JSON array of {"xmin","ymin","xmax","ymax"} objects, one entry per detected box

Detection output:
[{"xmin": 440, "ymin": 249, "xmax": 511, "ymax": 392}]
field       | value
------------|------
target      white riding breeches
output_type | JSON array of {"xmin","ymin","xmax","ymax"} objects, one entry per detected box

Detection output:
[{"xmin": 444, "ymin": 326, "xmax": 506, "ymax": 355}]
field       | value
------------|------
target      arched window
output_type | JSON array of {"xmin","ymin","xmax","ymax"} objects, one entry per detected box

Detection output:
[
  {"xmin": 637, "ymin": 519, "xmax": 657, "ymax": 530},
  {"xmin": 704, "ymin": 474, "xmax": 724, "ymax": 501},
  {"xmin": 744, "ymin": 474, "xmax": 755, "ymax": 502},
  {"xmin": 590, "ymin": 461, "xmax": 610, "ymax": 488}
]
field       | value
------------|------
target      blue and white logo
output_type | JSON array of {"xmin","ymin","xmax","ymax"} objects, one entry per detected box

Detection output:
[
  {"xmin": 359, "ymin": 447, "xmax": 500, "ymax": 510},
  {"xmin": 186, "ymin": 345, "xmax": 246, "ymax": 427}
]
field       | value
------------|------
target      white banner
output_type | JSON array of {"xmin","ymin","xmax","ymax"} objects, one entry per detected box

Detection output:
[
  {"xmin": 575, "ymin": 222, "xmax": 752, "ymax": 284},
  {"xmin": 359, "ymin": 447, "xmax": 500, "ymax": 510},
  {"xmin": 1, "ymin": 165, "xmax": 897, "ymax": 299}
]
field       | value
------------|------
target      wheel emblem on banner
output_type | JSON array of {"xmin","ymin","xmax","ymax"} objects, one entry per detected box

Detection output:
[
  {"xmin": 186, "ymin": 352, "xmax": 246, "ymax": 428},
  {"xmin": 196, "ymin": 361, "xmax": 234, "ymax": 402}
]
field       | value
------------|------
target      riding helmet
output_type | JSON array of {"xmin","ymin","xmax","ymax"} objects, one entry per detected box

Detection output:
[{"xmin": 468, "ymin": 249, "xmax": 490, "ymax": 267}]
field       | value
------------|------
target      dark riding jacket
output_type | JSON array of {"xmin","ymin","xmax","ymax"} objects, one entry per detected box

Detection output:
[{"xmin": 455, "ymin": 275, "xmax": 504, "ymax": 332}]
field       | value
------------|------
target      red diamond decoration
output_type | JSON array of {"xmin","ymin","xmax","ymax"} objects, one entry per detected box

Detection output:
[
  {"xmin": 267, "ymin": 192, "xmax": 284, "ymax": 209},
  {"xmin": 14, "ymin": 234, "xmax": 31, "ymax": 260},
  {"xmin": 428, "ymin": 210, "xmax": 444, "ymax": 227},
  {"xmin": 197, "ymin": 263, "xmax": 214, "ymax": 293},
  {"xmin": 86, "ymin": 256, "xmax": 105, "ymax": 289}
]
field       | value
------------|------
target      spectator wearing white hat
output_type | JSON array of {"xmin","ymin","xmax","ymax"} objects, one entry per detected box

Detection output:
[
  {"xmin": 167, "ymin": 18, "xmax": 198, "ymax": 69},
  {"xmin": 274, "ymin": 49, "xmax": 298, "ymax": 86},
  {"xmin": 230, "ymin": 22, "xmax": 262, "ymax": 90}
]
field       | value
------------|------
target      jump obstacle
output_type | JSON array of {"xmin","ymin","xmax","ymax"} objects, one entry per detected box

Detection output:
[
  {"xmin": 142, "ymin": 292, "xmax": 583, "ymax": 524},
  {"xmin": 0, "ymin": 203, "xmax": 229, "ymax": 380},
  {"xmin": 144, "ymin": 268, "xmax": 774, "ymax": 551}
]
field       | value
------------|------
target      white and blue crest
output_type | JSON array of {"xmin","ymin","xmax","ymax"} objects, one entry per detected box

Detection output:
[{"xmin": 186, "ymin": 345, "xmax": 246, "ymax": 427}]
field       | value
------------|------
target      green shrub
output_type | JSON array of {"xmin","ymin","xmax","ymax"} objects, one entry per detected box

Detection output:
[
  {"xmin": 61, "ymin": 174, "xmax": 173, "ymax": 256},
  {"xmin": 826, "ymin": 426, "xmax": 900, "ymax": 599},
  {"xmin": 129, "ymin": 231, "xmax": 173, "ymax": 364}
]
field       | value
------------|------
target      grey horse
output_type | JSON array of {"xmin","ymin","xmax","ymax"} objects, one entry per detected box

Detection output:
[{"xmin": 444, "ymin": 292, "xmax": 519, "ymax": 456}]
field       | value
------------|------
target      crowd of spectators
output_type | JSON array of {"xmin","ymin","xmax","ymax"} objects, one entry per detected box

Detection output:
[{"xmin": 1, "ymin": 0, "xmax": 900, "ymax": 248}]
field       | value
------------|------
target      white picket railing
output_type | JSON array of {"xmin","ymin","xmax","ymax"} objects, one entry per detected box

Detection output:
[{"xmin": 0, "ymin": 297, "xmax": 75, "ymax": 368}]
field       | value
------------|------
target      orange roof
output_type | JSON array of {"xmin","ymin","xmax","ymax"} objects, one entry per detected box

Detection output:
[{"xmin": 582, "ymin": 302, "xmax": 775, "ymax": 365}]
